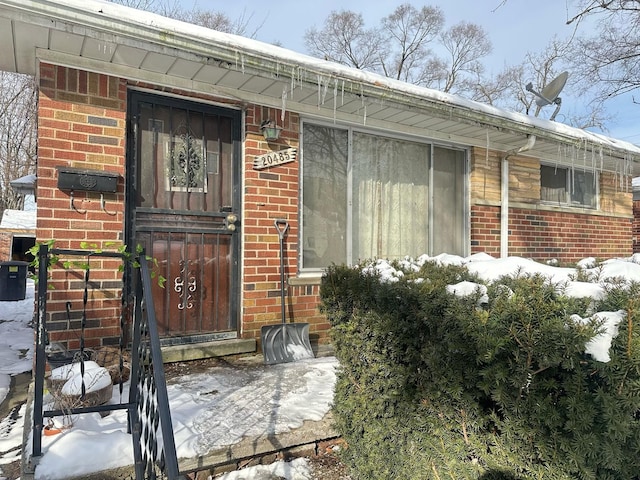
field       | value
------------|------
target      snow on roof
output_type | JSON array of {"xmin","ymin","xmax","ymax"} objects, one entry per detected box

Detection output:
[
  {"xmin": 9, "ymin": 174, "xmax": 36, "ymax": 189},
  {"xmin": 3, "ymin": 0, "xmax": 639, "ymax": 159},
  {"xmin": 43, "ymin": 0, "xmax": 640, "ymax": 157},
  {"xmin": 0, "ymin": 209, "xmax": 36, "ymax": 230},
  {"xmin": 0, "ymin": 0, "xmax": 640, "ymax": 161}
]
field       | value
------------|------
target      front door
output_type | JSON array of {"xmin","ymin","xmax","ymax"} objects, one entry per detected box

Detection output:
[{"xmin": 127, "ymin": 91, "xmax": 241, "ymax": 344}]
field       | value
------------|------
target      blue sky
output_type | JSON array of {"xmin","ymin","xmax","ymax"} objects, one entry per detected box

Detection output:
[{"xmin": 182, "ymin": 0, "xmax": 639, "ymax": 144}]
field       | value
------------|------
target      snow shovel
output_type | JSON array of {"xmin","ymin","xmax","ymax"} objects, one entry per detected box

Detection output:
[{"xmin": 261, "ymin": 219, "xmax": 314, "ymax": 365}]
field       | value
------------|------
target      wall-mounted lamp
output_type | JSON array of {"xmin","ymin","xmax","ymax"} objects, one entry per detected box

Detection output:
[{"xmin": 260, "ymin": 119, "xmax": 282, "ymax": 142}]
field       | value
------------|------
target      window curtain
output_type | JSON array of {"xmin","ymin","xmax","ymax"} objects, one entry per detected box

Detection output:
[
  {"xmin": 352, "ymin": 133, "xmax": 430, "ymax": 261},
  {"xmin": 541, "ymin": 166, "xmax": 568, "ymax": 204}
]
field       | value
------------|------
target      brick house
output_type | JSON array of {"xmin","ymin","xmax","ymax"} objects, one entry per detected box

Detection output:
[
  {"xmin": 0, "ymin": 174, "xmax": 36, "ymax": 262},
  {"xmin": 2, "ymin": 0, "xmax": 639, "ymax": 358}
]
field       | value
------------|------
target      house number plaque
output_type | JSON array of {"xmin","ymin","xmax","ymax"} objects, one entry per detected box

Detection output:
[{"xmin": 253, "ymin": 147, "xmax": 297, "ymax": 170}]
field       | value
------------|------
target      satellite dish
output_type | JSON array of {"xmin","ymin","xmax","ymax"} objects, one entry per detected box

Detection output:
[{"xmin": 525, "ymin": 71, "xmax": 569, "ymax": 121}]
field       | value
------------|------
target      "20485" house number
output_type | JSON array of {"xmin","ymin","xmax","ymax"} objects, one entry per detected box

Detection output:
[{"xmin": 253, "ymin": 147, "xmax": 297, "ymax": 170}]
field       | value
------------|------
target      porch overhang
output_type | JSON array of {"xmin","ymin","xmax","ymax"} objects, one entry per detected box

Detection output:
[{"xmin": 1, "ymin": 0, "xmax": 639, "ymax": 175}]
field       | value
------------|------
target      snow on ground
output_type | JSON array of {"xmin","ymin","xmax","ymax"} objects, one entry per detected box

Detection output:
[
  {"xmin": 3, "ymin": 253, "xmax": 640, "ymax": 479},
  {"xmin": 0, "ymin": 280, "xmax": 35, "ymax": 407},
  {"xmin": 28, "ymin": 355, "xmax": 338, "ymax": 480},
  {"xmin": 214, "ymin": 457, "xmax": 314, "ymax": 480}
]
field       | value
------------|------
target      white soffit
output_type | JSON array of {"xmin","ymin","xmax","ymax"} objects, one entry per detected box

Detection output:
[
  {"xmin": 167, "ymin": 58, "xmax": 202, "ymax": 79},
  {"xmin": 49, "ymin": 30, "xmax": 84, "ymax": 56},
  {"xmin": 13, "ymin": 21, "xmax": 48, "ymax": 75},
  {"xmin": 80, "ymin": 36, "xmax": 117, "ymax": 63},
  {"xmin": 139, "ymin": 51, "xmax": 176, "ymax": 74},
  {"xmin": 112, "ymin": 45, "xmax": 147, "ymax": 68},
  {"xmin": 0, "ymin": 17, "xmax": 15, "ymax": 72}
]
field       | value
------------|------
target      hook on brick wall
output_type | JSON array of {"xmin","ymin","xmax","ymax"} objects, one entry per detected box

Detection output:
[
  {"xmin": 69, "ymin": 190, "xmax": 87, "ymax": 214},
  {"xmin": 100, "ymin": 193, "xmax": 117, "ymax": 216}
]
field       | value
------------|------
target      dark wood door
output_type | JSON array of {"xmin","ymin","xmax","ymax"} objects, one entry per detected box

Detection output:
[{"xmin": 127, "ymin": 91, "xmax": 241, "ymax": 343}]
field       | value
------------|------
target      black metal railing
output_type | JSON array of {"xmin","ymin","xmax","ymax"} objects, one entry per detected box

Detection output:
[
  {"xmin": 130, "ymin": 253, "xmax": 180, "ymax": 479},
  {"xmin": 29, "ymin": 244, "xmax": 181, "ymax": 479}
]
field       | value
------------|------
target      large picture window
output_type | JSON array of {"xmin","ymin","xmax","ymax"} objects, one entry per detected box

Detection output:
[
  {"xmin": 301, "ymin": 123, "xmax": 467, "ymax": 270},
  {"xmin": 540, "ymin": 164, "xmax": 597, "ymax": 209}
]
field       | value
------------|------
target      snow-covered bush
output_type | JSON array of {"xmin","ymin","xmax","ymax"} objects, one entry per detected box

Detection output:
[{"xmin": 320, "ymin": 258, "xmax": 640, "ymax": 479}]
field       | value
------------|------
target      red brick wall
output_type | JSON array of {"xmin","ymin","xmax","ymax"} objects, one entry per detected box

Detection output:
[
  {"xmin": 634, "ymin": 199, "xmax": 640, "ymax": 253},
  {"xmin": 470, "ymin": 205, "xmax": 501, "ymax": 257},
  {"xmin": 35, "ymin": 65, "xmax": 634, "ymax": 353},
  {"xmin": 472, "ymin": 204, "xmax": 633, "ymax": 263},
  {"xmin": 37, "ymin": 63, "xmax": 127, "ymax": 348},
  {"xmin": 241, "ymin": 106, "xmax": 329, "ymax": 347}
]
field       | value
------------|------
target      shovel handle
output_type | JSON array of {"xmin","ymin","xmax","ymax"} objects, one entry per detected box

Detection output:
[{"xmin": 274, "ymin": 219, "xmax": 289, "ymax": 240}]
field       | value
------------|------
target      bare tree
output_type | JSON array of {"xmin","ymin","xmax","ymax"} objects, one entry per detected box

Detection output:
[
  {"xmin": 569, "ymin": 6, "xmax": 640, "ymax": 103},
  {"xmin": 439, "ymin": 21, "xmax": 492, "ymax": 94},
  {"xmin": 0, "ymin": 72, "xmax": 37, "ymax": 212},
  {"xmin": 566, "ymin": 0, "xmax": 640, "ymax": 26},
  {"xmin": 304, "ymin": 11, "xmax": 386, "ymax": 70},
  {"xmin": 380, "ymin": 4, "xmax": 444, "ymax": 83},
  {"xmin": 476, "ymin": 37, "xmax": 609, "ymax": 129},
  {"xmin": 496, "ymin": 0, "xmax": 640, "ymax": 112},
  {"xmin": 304, "ymin": 3, "xmax": 491, "ymax": 95}
]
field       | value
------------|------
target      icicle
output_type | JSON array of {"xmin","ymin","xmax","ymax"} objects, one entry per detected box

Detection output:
[
  {"xmin": 592, "ymin": 147, "xmax": 597, "ymax": 190},
  {"xmin": 620, "ymin": 158, "xmax": 625, "ymax": 192},
  {"xmin": 341, "ymin": 80, "xmax": 345, "ymax": 106},
  {"xmin": 241, "ymin": 54, "xmax": 245, "ymax": 75},
  {"xmin": 599, "ymin": 145, "xmax": 604, "ymax": 172},
  {"xmin": 290, "ymin": 67, "xmax": 295, "ymax": 96},
  {"xmin": 571, "ymin": 148, "xmax": 575, "ymax": 197},
  {"xmin": 333, "ymin": 79, "xmax": 338, "ymax": 123},
  {"xmin": 485, "ymin": 130, "xmax": 490, "ymax": 167},
  {"xmin": 281, "ymin": 88, "xmax": 287, "ymax": 122},
  {"xmin": 318, "ymin": 76, "xmax": 329, "ymax": 105},
  {"xmin": 363, "ymin": 103, "xmax": 367, "ymax": 126}
]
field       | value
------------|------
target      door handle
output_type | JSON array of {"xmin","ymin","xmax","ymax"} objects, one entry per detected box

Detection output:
[{"xmin": 225, "ymin": 213, "xmax": 238, "ymax": 231}]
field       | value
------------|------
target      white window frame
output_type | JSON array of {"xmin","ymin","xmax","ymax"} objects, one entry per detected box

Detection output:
[{"xmin": 299, "ymin": 119, "xmax": 469, "ymax": 274}]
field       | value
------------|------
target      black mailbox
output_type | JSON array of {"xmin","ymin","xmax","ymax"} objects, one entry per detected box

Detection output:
[{"xmin": 57, "ymin": 167, "xmax": 119, "ymax": 193}]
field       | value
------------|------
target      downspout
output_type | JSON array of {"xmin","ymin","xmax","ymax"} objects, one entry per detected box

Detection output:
[{"xmin": 500, "ymin": 135, "xmax": 536, "ymax": 258}]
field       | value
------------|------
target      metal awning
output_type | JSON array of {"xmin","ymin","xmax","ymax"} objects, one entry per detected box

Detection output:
[{"xmin": 1, "ymin": 0, "xmax": 639, "ymax": 175}]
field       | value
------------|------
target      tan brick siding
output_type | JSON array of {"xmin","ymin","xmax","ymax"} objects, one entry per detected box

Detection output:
[
  {"xmin": 0, "ymin": 234, "xmax": 12, "ymax": 262},
  {"xmin": 470, "ymin": 147, "xmax": 501, "ymax": 204}
]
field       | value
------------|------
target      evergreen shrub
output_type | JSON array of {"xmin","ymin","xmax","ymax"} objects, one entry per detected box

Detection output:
[{"xmin": 320, "ymin": 260, "xmax": 640, "ymax": 480}]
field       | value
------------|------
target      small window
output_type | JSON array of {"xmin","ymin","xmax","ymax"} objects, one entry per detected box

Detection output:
[{"xmin": 540, "ymin": 165, "xmax": 597, "ymax": 209}]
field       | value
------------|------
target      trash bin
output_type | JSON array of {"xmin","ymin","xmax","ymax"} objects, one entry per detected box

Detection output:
[{"xmin": 0, "ymin": 261, "xmax": 28, "ymax": 301}]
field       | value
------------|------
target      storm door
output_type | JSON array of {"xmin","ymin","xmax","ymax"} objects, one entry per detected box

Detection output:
[{"xmin": 127, "ymin": 91, "xmax": 241, "ymax": 343}]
